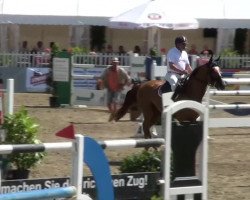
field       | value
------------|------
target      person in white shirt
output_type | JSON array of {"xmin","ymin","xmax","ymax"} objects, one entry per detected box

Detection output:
[{"xmin": 165, "ymin": 36, "xmax": 193, "ymax": 91}]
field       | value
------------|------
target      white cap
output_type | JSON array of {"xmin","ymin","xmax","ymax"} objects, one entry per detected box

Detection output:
[{"xmin": 112, "ymin": 57, "xmax": 119, "ymax": 63}]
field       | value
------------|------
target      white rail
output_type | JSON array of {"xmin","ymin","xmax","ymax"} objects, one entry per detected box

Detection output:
[
  {"xmin": 209, "ymin": 90, "xmax": 250, "ymax": 95},
  {"xmin": 223, "ymin": 78, "xmax": 250, "ymax": 84},
  {"xmin": 207, "ymin": 77, "xmax": 250, "ymax": 128},
  {"xmin": 209, "ymin": 104, "xmax": 250, "ymax": 109}
]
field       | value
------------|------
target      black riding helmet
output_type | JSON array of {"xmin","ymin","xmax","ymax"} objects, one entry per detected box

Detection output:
[{"xmin": 175, "ymin": 36, "xmax": 188, "ymax": 45}]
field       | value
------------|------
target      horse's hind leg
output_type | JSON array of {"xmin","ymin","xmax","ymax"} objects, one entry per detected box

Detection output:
[{"xmin": 141, "ymin": 107, "xmax": 156, "ymax": 139}]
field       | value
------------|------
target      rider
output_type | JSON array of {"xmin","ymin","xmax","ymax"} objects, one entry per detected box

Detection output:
[{"xmin": 164, "ymin": 36, "xmax": 193, "ymax": 91}]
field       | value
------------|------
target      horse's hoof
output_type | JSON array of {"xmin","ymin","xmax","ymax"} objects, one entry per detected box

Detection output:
[{"xmin": 108, "ymin": 113, "xmax": 115, "ymax": 122}]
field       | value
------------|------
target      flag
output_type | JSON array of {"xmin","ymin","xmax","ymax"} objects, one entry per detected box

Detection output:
[{"xmin": 55, "ymin": 124, "xmax": 75, "ymax": 139}]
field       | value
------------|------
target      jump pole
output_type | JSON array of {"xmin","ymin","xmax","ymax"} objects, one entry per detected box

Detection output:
[
  {"xmin": 206, "ymin": 78, "xmax": 250, "ymax": 128},
  {"xmin": 6, "ymin": 79, "xmax": 14, "ymax": 115},
  {"xmin": 0, "ymin": 186, "xmax": 77, "ymax": 200},
  {"xmin": 0, "ymin": 134, "xmax": 84, "ymax": 200}
]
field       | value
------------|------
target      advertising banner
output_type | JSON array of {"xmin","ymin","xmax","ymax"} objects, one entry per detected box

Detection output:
[
  {"xmin": 26, "ymin": 68, "xmax": 51, "ymax": 92},
  {"xmin": 1, "ymin": 172, "xmax": 160, "ymax": 200}
]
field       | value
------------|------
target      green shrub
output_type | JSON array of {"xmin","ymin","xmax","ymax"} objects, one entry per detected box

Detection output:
[
  {"xmin": 2, "ymin": 107, "xmax": 46, "ymax": 170},
  {"xmin": 219, "ymin": 48, "xmax": 241, "ymax": 69},
  {"xmin": 119, "ymin": 149, "xmax": 163, "ymax": 200},
  {"xmin": 119, "ymin": 149, "xmax": 162, "ymax": 173},
  {"xmin": 151, "ymin": 195, "xmax": 163, "ymax": 200}
]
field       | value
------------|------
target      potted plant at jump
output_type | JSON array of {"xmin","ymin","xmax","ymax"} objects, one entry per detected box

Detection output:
[{"xmin": 2, "ymin": 107, "xmax": 46, "ymax": 179}]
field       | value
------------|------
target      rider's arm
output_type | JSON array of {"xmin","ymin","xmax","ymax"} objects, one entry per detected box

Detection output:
[
  {"xmin": 169, "ymin": 62, "xmax": 187, "ymax": 74},
  {"xmin": 185, "ymin": 64, "xmax": 193, "ymax": 74}
]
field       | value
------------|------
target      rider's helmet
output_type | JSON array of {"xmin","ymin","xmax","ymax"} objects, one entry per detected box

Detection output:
[{"xmin": 175, "ymin": 36, "xmax": 188, "ymax": 45}]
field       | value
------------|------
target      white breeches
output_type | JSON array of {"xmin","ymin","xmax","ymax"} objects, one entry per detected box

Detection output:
[{"xmin": 165, "ymin": 73, "xmax": 182, "ymax": 91}]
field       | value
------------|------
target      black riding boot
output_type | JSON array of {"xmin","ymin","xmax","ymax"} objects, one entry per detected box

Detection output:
[{"xmin": 160, "ymin": 81, "xmax": 172, "ymax": 94}]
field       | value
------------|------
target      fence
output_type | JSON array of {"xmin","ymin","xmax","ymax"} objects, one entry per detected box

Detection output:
[
  {"xmin": 0, "ymin": 53, "xmax": 51, "ymax": 68},
  {"xmin": 1, "ymin": 52, "xmax": 250, "ymax": 69}
]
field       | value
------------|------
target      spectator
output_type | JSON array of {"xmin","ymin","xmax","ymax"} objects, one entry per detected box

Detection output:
[
  {"xmin": 133, "ymin": 45, "xmax": 141, "ymax": 55},
  {"xmin": 106, "ymin": 44, "xmax": 113, "ymax": 54},
  {"xmin": 49, "ymin": 42, "xmax": 55, "ymax": 49},
  {"xmin": 31, "ymin": 41, "xmax": 44, "ymax": 54},
  {"xmin": 200, "ymin": 45, "xmax": 213, "ymax": 55},
  {"xmin": 20, "ymin": 41, "xmax": 29, "ymax": 53},
  {"xmin": 36, "ymin": 41, "xmax": 45, "ymax": 53},
  {"xmin": 104, "ymin": 44, "xmax": 114, "ymax": 64},
  {"xmin": 198, "ymin": 46, "xmax": 213, "ymax": 66},
  {"xmin": 97, "ymin": 57, "xmax": 131, "ymax": 120},
  {"xmin": 160, "ymin": 48, "xmax": 167, "ymax": 55},
  {"xmin": 118, "ymin": 45, "xmax": 126, "ymax": 55},
  {"xmin": 188, "ymin": 44, "xmax": 198, "ymax": 55}
]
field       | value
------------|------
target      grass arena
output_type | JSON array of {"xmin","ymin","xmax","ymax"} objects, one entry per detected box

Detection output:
[{"xmin": 5, "ymin": 92, "xmax": 250, "ymax": 199}]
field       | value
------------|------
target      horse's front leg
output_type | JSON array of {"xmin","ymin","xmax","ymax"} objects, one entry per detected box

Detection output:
[{"xmin": 142, "ymin": 119, "xmax": 152, "ymax": 139}]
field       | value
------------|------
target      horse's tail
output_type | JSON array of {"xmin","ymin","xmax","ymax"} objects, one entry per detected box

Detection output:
[{"xmin": 113, "ymin": 84, "xmax": 140, "ymax": 121}]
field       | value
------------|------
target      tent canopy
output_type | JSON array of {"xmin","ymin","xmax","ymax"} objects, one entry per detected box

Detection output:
[
  {"xmin": 0, "ymin": 0, "xmax": 250, "ymax": 28},
  {"xmin": 0, "ymin": 0, "xmax": 145, "ymax": 25}
]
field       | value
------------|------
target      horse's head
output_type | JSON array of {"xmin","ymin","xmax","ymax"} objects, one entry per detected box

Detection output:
[
  {"xmin": 191, "ymin": 54, "xmax": 225, "ymax": 90},
  {"xmin": 205, "ymin": 55, "xmax": 226, "ymax": 90}
]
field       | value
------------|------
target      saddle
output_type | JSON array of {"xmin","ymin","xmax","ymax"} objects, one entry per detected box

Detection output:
[
  {"xmin": 171, "ymin": 75, "xmax": 190, "ymax": 101},
  {"xmin": 158, "ymin": 81, "xmax": 172, "ymax": 97}
]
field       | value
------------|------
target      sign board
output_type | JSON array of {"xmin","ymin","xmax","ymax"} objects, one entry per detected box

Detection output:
[
  {"xmin": 70, "ymin": 65, "xmax": 133, "ymax": 106},
  {"xmin": 1, "ymin": 172, "xmax": 161, "ymax": 200},
  {"xmin": 25, "ymin": 68, "xmax": 51, "ymax": 92},
  {"xmin": 53, "ymin": 58, "xmax": 70, "ymax": 82}
]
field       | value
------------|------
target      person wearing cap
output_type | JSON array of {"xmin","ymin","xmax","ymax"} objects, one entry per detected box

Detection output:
[
  {"xmin": 164, "ymin": 36, "xmax": 193, "ymax": 91},
  {"xmin": 98, "ymin": 57, "xmax": 131, "ymax": 118}
]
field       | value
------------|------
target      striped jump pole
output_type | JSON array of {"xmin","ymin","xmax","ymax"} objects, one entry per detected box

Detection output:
[
  {"xmin": 209, "ymin": 104, "xmax": 250, "ymax": 109},
  {"xmin": 98, "ymin": 138, "xmax": 165, "ymax": 149},
  {"xmin": 209, "ymin": 90, "xmax": 250, "ymax": 96},
  {"xmin": 0, "ymin": 186, "xmax": 76, "ymax": 200},
  {"xmin": 0, "ymin": 142, "xmax": 73, "ymax": 154},
  {"xmin": 223, "ymin": 77, "xmax": 250, "ymax": 85}
]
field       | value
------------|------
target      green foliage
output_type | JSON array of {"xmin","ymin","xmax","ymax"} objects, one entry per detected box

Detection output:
[
  {"xmin": 219, "ymin": 48, "xmax": 241, "ymax": 69},
  {"xmin": 51, "ymin": 42, "xmax": 60, "ymax": 55},
  {"xmin": 0, "ymin": 55, "xmax": 11, "ymax": 67},
  {"xmin": 120, "ymin": 150, "xmax": 164, "ymax": 199},
  {"xmin": 2, "ymin": 107, "xmax": 46, "ymax": 170},
  {"xmin": 149, "ymin": 47, "xmax": 158, "ymax": 57},
  {"xmin": 119, "ymin": 149, "xmax": 162, "ymax": 173},
  {"xmin": 151, "ymin": 195, "xmax": 163, "ymax": 200},
  {"xmin": 220, "ymin": 48, "xmax": 239, "ymax": 56},
  {"xmin": 71, "ymin": 47, "xmax": 89, "ymax": 54}
]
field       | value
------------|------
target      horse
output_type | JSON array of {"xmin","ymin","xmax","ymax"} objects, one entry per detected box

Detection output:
[{"xmin": 111, "ymin": 55, "xmax": 226, "ymax": 139}]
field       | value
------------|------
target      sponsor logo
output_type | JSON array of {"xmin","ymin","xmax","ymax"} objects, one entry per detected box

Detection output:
[
  {"xmin": 148, "ymin": 13, "xmax": 161, "ymax": 20},
  {"xmin": 30, "ymin": 73, "xmax": 49, "ymax": 86}
]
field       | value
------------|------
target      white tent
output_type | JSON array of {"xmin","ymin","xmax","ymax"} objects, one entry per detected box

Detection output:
[
  {"xmin": 0, "ymin": 0, "xmax": 146, "ymax": 25},
  {"xmin": 0, "ymin": 0, "xmax": 250, "ymax": 28},
  {"xmin": 1, "ymin": 0, "xmax": 250, "ymax": 53}
]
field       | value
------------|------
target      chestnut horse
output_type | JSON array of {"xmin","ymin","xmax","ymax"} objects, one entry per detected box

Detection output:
[{"xmin": 112, "ymin": 55, "xmax": 226, "ymax": 138}]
